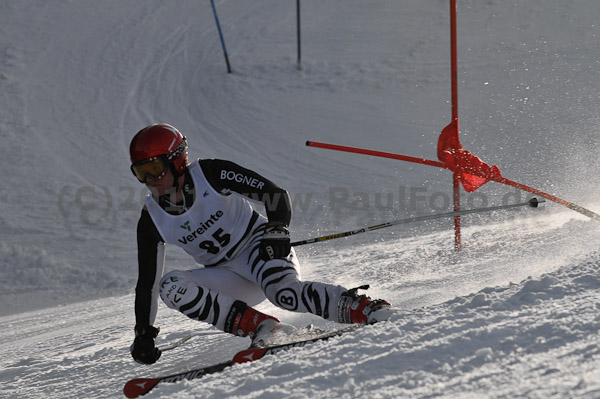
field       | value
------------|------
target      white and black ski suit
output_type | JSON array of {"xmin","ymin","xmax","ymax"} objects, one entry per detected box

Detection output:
[{"xmin": 134, "ymin": 159, "xmax": 347, "ymax": 334}]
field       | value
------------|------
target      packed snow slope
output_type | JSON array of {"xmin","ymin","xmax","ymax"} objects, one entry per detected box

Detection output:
[{"xmin": 1, "ymin": 0, "xmax": 600, "ymax": 398}]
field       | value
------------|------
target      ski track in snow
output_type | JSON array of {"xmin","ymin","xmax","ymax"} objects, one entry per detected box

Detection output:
[{"xmin": 1, "ymin": 0, "xmax": 600, "ymax": 398}]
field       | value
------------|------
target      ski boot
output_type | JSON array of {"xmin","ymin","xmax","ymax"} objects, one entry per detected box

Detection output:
[
  {"xmin": 250, "ymin": 318, "xmax": 296, "ymax": 348},
  {"xmin": 337, "ymin": 285, "xmax": 392, "ymax": 324},
  {"xmin": 226, "ymin": 301, "xmax": 294, "ymax": 348}
]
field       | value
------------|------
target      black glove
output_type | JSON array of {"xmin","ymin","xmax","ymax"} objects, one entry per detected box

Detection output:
[
  {"xmin": 259, "ymin": 222, "xmax": 291, "ymax": 261},
  {"xmin": 130, "ymin": 325, "xmax": 161, "ymax": 365}
]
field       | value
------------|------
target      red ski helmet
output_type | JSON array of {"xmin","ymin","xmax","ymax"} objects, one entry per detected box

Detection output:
[{"xmin": 129, "ymin": 123, "xmax": 188, "ymax": 182}]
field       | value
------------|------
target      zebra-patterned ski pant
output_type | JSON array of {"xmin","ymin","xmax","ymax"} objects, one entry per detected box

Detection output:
[{"xmin": 158, "ymin": 226, "xmax": 348, "ymax": 332}]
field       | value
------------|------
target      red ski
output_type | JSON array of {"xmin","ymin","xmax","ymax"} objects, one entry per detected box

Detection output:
[{"xmin": 123, "ymin": 324, "xmax": 362, "ymax": 398}]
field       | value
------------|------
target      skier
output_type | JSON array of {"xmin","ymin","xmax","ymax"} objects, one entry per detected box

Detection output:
[{"xmin": 129, "ymin": 123, "xmax": 392, "ymax": 365}]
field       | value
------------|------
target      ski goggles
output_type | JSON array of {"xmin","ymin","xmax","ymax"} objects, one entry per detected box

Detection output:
[{"xmin": 131, "ymin": 156, "xmax": 169, "ymax": 183}]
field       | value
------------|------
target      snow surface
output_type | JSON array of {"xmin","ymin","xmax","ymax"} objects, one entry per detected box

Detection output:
[{"xmin": 1, "ymin": 0, "xmax": 600, "ymax": 398}]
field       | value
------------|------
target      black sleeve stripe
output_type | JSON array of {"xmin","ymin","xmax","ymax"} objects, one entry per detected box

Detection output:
[{"xmin": 223, "ymin": 211, "xmax": 259, "ymax": 259}]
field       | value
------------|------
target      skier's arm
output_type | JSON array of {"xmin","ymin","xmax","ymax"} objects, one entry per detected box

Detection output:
[
  {"xmin": 131, "ymin": 209, "xmax": 164, "ymax": 364},
  {"xmin": 199, "ymin": 158, "xmax": 292, "ymax": 226},
  {"xmin": 135, "ymin": 209, "xmax": 165, "ymax": 329}
]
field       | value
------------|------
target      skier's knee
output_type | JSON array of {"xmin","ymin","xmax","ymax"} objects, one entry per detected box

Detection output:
[
  {"xmin": 159, "ymin": 270, "xmax": 193, "ymax": 309},
  {"xmin": 267, "ymin": 280, "xmax": 303, "ymax": 312}
]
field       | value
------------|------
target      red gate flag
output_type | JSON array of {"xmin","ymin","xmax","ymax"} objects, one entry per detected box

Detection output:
[{"xmin": 437, "ymin": 119, "xmax": 502, "ymax": 192}]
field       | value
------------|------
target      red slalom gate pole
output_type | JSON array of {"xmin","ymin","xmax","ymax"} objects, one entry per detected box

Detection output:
[
  {"xmin": 305, "ymin": 141, "xmax": 446, "ymax": 169},
  {"xmin": 449, "ymin": 0, "xmax": 461, "ymax": 250},
  {"xmin": 450, "ymin": 0, "xmax": 458, "ymax": 122},
  {"xmin": 494, "ymin": 176, "xmax": 600, "ymax": 222},
  {"xmin": 305, "ymin": 140, "xmax": 600, "ymax": 223},
  {"xmin": 453, "ymin": 173, "xmax": 461, "ymax": 250}
]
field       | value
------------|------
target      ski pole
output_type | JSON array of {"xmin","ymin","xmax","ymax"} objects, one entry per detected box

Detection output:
[
  {"xmin": 159, "ymin": 330, "xmax": 223, "ymax": 352},
  {"xmin": 296, "ymin": 0, "xmax": 302, "ymax": 70},
  {"xmin": 210, "ymin": 0, "xmax": 232, "ymax": 73},
  {"xmin": 291, "ymin": 198, "xmax": 543, "ymax": 247}
]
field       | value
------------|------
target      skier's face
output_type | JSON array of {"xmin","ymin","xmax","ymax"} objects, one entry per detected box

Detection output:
[{"xmin": 145, "ymin": 167, "xmax": 174, "ymax": 197}]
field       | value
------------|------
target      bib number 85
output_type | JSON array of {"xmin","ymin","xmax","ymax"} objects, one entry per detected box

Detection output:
[{"xmin": 199, "ymin": 228, "xmax": 231, "ymax": 254}]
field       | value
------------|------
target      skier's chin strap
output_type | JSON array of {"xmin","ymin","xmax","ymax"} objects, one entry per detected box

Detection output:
[
  {"xmin": 158, "ymin": 164, "xmax": 188, "ymax": 214},
  {"xmin": 171, "ymin": 164, "xmax": 183, "ymax": 193}
]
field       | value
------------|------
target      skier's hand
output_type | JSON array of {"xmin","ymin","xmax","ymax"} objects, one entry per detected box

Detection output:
[
  {"xmin": 259, "ymin": 222, "xmax": 291, "ymax": 261},
  {"xmin": 130, "ymin": 326, "xmax": 162, "ymax": 365}
]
